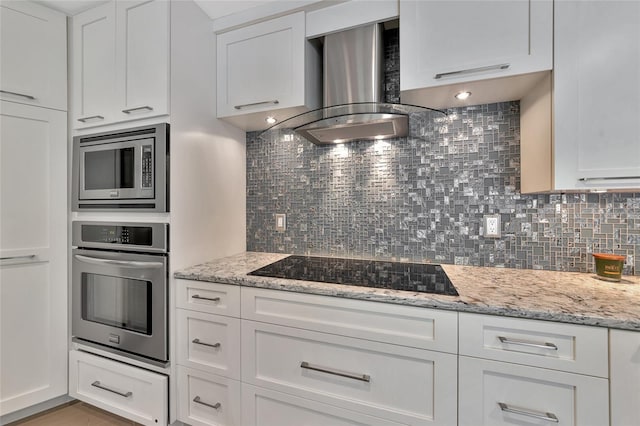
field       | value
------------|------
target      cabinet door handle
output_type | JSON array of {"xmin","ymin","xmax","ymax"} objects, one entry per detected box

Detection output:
[
  {"xmin": 234, "ymin": 100, "xmax": 279, "ymax": 110},
  {"xmin": 191, "ymin": 294, "xmax": 220, "ymax": 302},
  {"xmin": 579, "ymin": 176, "xmax": 640, "ymax": 182},
  {"xmin": 498, "ymin": 402, "xmax": 559, "ymax": 423},
  {"xmin": 122, "ymin": 105, "xmax": 153, "ymax": 114},
  {"xmin": 434, "ymin": 63, "xmax": 510, "ymax": 80},
  {"xmin": 0, "ymin": 254, "xmax": 36, "ymax": 261},
  {"xmin": 300, "ymin": 361, "xmax": 370, "ymax": 383},
  {"xmin": 91, "ymin": 381, "xmax": 133, "ymax": 398},
  {"xmin": 498, "ymin": 336, "xmax": 558, "ymax": 350},
  {"xmin": 77, "ymin": 115, "xmax": 105, "ymax": 123},
  {"xmin": 0, "ymin": 89, "xmax": 36, "ymax": 100},
  {"xmin": 193, "ymin": 396, "xmax": 221, "ymax": 410},
  {"xmin": 192, "ymin": 338, "xmax": 221, "ymax": 348}
]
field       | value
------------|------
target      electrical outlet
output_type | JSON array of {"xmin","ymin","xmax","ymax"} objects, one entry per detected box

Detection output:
[
  {"xmin": 275, "ymin": 214, "xmax": 286, "ymax": 232},
  {"xmin": 483, "ymin": 214, "xmax": 501, "ymax": 238}
]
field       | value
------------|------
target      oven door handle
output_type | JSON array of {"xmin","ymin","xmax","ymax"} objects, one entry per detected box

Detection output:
[{"xmin": 74, "ymin": 254, "xmax": 164, "ymax": 268}]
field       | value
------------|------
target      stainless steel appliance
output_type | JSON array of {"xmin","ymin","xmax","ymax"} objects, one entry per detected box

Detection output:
[
  {"xmin": 72, "ymin": 221, "xmax": 169, "ymax": 363},
  {"xmin": 72, "ymin": 123, "xmax": 169, "ymax": 212}
]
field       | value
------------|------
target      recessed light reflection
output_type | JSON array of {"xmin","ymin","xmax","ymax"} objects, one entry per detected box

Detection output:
[
  {"xmin": 455, "ymin": 91, "xmax": 472, "ymax": 100},
  {"xmin": 333, "ymin": 139, "xmax": 345, "ymax": 144},
  {"xmin": 265, "ymin": 116, "xmax": 277, "ymax": 124}
]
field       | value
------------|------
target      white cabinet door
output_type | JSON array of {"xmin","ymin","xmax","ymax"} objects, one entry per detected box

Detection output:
[
  {"xmin": 0, "ymin": 101, "xmax": 67, "ymax": 415},
  {"xmin": 459, "ymin": 356, "xmax": 609, "ymax": 426},
  {"xmin": 400, "ymin": 0, "xmax": 552, "ymax": 91},
  {"xmin": 115, "ymin": 0, "xmax": 170, "ymax": 121},
  {"xmin": 69, "ymin": 350, "xmax": 168, "ymax": 426},
  {"xmin": 242, "ymin": 384, "xmax": 407, "ymax": 426},
  {"xmin": 216, "ymin": 11, "xmax": 321, "ymax": 130},
  {"xmin": 0, "ymin": 1, "xmax": 67, "ymax": 111},
  {"xmin": 553, "ymin": 0, "xmax": 640, "ymax": 191},
  {"xmin": 610, "ymin": 329, "xmax": 640, "ymax": 426},
  {"xmin": 242, "ymin": 320, "xmax": 457, "ymax": 426},
  {"xmin": 72, "ymin": 2, "xmax": 116, "ymax": 128}
]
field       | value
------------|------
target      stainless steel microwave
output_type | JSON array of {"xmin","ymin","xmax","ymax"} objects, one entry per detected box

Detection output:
[{"xmin": 72, "ymin": 123, "xmax": 169, "ymax": 212}]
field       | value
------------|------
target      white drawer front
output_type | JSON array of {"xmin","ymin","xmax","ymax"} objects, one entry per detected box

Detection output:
[
  {"xmin": 241, "ymin": 383, "xmax": 407, "ymax": 426},
  {"xmin": 241, "ymin": 287, "xmax": 458, "ymax": 353},
  {"xmin": 242, "ymin": 320, "xmax": 457, "ymax": 426},
  {"xmin": 68, "ymin": 350, "xmax": 167, "ymax": 426},
  {"xmin": 459, "ymin": 313, "xmax": 608, "ymax": 377},
  {"xmin": 177, "ymin": 309, "xmax": 241, "ymax": 380},
  {"xmin": 177, "ymin": 366, "xmax": 241, "ymax": 426},
  {"xmin": 459, "ymin": 356, "xmax": 609, "ymax": 426},
  {"xmin": 177, "ymin": 279, "xmax": 240, "ymax": 317}
]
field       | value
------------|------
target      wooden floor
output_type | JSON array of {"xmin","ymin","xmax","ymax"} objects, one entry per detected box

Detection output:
[{"xmin": 8, "ymin": 401, "xmax": 142, "ymax": 426}]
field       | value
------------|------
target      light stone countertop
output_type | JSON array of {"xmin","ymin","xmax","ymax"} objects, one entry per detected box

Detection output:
[{"xmin": 174, "ymin": 251, "xmax": 640, "ymax": 331}]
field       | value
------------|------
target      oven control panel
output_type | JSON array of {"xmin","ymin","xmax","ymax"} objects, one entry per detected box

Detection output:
[{"xmin": 72, "ymin": 222, "xmax": 168, "ymax": 253}]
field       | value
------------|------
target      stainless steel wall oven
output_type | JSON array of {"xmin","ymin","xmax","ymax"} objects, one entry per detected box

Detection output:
[
  {"xmin": 72, "ymin": 221, "xmax": 169, "ymax": 364},
  {"xmin": 72, "ymin": 123, "xmax": 169, "ymax": 212}
]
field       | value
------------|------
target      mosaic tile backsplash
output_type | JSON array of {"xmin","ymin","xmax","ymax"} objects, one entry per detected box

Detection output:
[{"xmin": 246, "ymin": 100, "xmax": 640, "ymax": 276}]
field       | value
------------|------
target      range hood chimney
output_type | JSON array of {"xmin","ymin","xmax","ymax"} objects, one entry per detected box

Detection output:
[{"xmin": 260, "ymin": 23, "xmax": 444, "ymax": 145}]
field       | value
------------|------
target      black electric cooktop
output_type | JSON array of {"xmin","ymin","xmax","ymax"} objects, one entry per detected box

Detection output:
[{"xmin": 248, "ymin": 255, "xmax": 459, "ymax": 296}]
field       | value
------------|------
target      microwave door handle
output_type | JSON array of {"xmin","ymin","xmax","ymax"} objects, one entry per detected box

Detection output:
[{"xmin": 74, "ymin": 254, "xmax": 164, "ymax": 268}]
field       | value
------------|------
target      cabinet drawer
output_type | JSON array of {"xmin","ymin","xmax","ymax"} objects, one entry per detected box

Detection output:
[
  {"xmin": 241, "ymin": 384, "xmax": 406, "ymax": 426},
  {"xmin": 459, "ymin": 356, "xmax": 609, "ymax": 426},
  {"xmin": 242, "ymin": 320, "xmax": 457, "ymax": 426},
  {"xmin": 68, "ymin": 350, "xmax": 167, "ymax": 426},
  {"xmin": 177, "ymin": 366, "xmax": 241, "ymax": 426},
  {"xmin": 177, "ymin": 279, "xmax": 240, "ymax": 317},
  {"xmin": 459, "ymin": 313, "xmax": 608, "ymax": 377},
  {"xmin": 177, "ymin": 309, "xmax": 241, "ymax": 380},
  {"xmin": 241, "ymin": 287, "xmax": 458, "ymax": 353}
]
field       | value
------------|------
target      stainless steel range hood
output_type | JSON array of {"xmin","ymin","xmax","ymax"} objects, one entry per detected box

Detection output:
[{"xmin": 260, "ymin": 23, "xmax": 444, "ymax": 145}]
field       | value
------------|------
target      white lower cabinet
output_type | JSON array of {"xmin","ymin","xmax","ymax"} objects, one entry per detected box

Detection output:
[
  {"xmin": 241, "ymin": 319, "xmax": 457, "ymax": 426},
  {"xmin": 610, "ymin": 329, "xmax": 640, "ymax": 426},
  {"xmin": 69, "ymin": 350, "xmax": 168, "ymax": 426},
  {"xmin": 241, "ymin": 384, "xmax": 407, "ymax": 426},
  {"xmin": 177, "ymin": 366, "xmax": 241, "ymax": 426},
  {"xmin": 459, "ymin": 356, "xmax": 609, "ymax": 426}
]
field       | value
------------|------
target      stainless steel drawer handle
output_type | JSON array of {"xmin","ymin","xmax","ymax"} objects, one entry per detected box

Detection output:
[
  {"xmin": 0, "ymin": 89, "xmax": 36, "ymax": 100},
  {"xmin": 77, "ymin": 115, "xmax": 105, "ymax": 123},
  {"xmin": 434, "ymin": 63, "xmax": 510, "ymax": 80},
  {"xmin": 0, "ymin": 254, "xmax": 36, "ymax": 261},
  {"xmin": 234, "ymin": 100, "xmax": 279, "ymax": 110},
  {"xmin": 91, "ymin": 381, "xmax": 133, "ymax": 398},
  {"xmin": 300, "ymin": 361, "xmax": 370, "ymax": 383},
  {"xmin": 192, "ymin": 338, "xmax": 221, "ymax": 348},
  {"xmin": 498, "ymin": 336, "xmax": 558, "ymax": 351},
  {"xmin": 74, "ymin": 254, "xmax": 164, "ymax": 268},
  {"xmin": 193, "ymin": 396, "xmax": 221, "ymax": 410},
  {"xmin": 191, "ymin": 294, "xmax": 221, "ymax": 302},
  {"xmin": 579, "ymin": 176, "xmax": 640, "ymax": 181},
  {"xmin": 498, "ymin": 402, "xmax": 559, "ymax": 423},
  {"xmin": 122, "ymin": 105, "xmax": 153, "ymax": 114}
]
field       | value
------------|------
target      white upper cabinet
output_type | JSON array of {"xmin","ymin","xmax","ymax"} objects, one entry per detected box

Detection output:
[
  {"xmin": 400, "ymin": 0, "xmax": 552, "ymax": 109},
  {"xmin": 216, "ymin": 12, "xmax": 321, "ymax": 131},
  {"xmin": 72, "ymin": 0, "xmax": 169, "ymax": 129},
  {"xmin": 521, "ymin": 0, "xmax": 640, "ymax": 192},
  {"xmin": 72, "ymin": 2, "xmax": 116, "ymax": 127},
  {"xmin": 115, "ymin": 0, "xmax": 170, "ymax": 121},
  {"xmin": 0, "ymin": 1, "xmax": 67, "ymax": 110},
  {"xmin": 554, "ymin": 0, "xmax": 640, "ymax": 190}
]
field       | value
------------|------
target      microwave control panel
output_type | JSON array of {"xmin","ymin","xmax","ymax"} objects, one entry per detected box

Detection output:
[{"xmin": 142, "ymin": 145, "xmax": 153, "ymax": 188}]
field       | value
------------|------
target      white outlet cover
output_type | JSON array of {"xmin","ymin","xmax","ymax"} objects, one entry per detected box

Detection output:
[{"xmin": 483, "ymin": 214, "xmax": 501, "ymax": 238}]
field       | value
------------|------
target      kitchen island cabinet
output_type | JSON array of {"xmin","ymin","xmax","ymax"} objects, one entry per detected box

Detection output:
[{"xmin": 521, "ymin": 0, "xmax": 640, "ymax": 192}]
